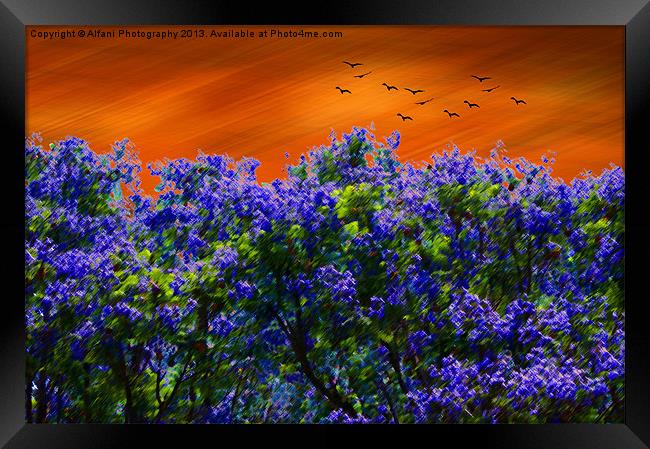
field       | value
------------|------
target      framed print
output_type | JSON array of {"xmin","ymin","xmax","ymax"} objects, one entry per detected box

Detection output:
[{"xmin": 1, "ymin": 0, "xmax": 649, "ymax": 447}]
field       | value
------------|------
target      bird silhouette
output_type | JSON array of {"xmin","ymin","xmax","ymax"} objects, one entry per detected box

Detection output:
[
  {"xmin": 336, "ymin": 86, "xmax": 351, "ymax": 94},
  {"xmin": 471, "ymin": 75, "xmax": 491, "ymax": 82},
  {"xmin": 443, "ymin": 109, "xmax": 460, "ymax": 118},
  {"xmin": 415, "ymin": 97, "xmax": 434, "ymax": 105},
  {"xmin": 354, "ymin": 71, "xmax": 372, "ymax": 78},
  {"xmin": 464, "ymin": 100, "xmax": 480, "ymax": 108},
  {"xmin": 482, "ymin": 85, "xmax": 500, "ymax": 93},
  {"xmin": 382, "ymin": 83, "xmax": 399, "ymax": 91},
  {"xmin": 404, "ymin": 88, "xmax": 425, "ymax": 95},
  {"xmin": 343, "ymin": 61, "xmax": 363, "ymax": 68},
  {"xmin": 511, "ymin": 96, "xmax": 527, "ymax": 105},
  {"xmin": 397, "ymin": 113, "xmax": 413, "ymax": 121}
]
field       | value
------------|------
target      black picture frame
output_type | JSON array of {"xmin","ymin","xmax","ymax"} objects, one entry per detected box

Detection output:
[{"xmin": 2, "ymin": 0, "xmax": 648, "ymax": 447}]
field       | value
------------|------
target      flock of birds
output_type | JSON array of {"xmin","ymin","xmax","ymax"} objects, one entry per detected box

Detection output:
[{"xmin": 336, "ymin": 61, "xmax": 527, "ymax": 122}]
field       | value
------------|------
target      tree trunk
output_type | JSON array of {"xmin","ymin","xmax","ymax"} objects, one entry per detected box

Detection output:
[
  {"xmin": 186, "ymin": 380, "xmax": 196, "ymax": 423},
  {"xmin": 386, "ymin": 344, "xmax": 408, "ymax": 395},
  {"xmin": 35, "ymin": 371, "xmax": 48, "ymax": 423},
  {"xmin": 274, "ymin": 272, "xmax": 357, "ymax": 417},
  {"xmin": 55, "ymin": 379, "xmax": 64, "ymax": 423},
  {"xmin": 83, "ymin": 362, "xmax": 92, "ymax": 423},
  {"xmin": 25, "ymin": 374, "xmax": 33, "ymax": 423},
  {"xmin": 376, "ymin": 377, "xmax": 400, "ymax": 424},
  {"xmin": 117, "ymin": 347, "xmax": 134, "ymax": 424},
  {"xmin": 290, "ymin": 330, "xmax": 357, "ymax": 416},
  {"xmin": 124, "ymin": 382, "xmax": 133, "ymax": 424}
]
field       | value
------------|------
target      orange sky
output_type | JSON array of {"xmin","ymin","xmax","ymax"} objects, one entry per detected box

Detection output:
[{"xmin": 26, "ymin": 26, "xmax": 624, "ymax": 191}]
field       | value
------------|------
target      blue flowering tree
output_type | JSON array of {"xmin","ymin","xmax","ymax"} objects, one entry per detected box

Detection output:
[{"xmin": 25, "ymin": 127, "xmax": 624, "ymax": 423}]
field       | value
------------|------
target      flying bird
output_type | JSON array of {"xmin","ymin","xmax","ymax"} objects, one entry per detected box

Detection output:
[
  {"xmin": 464, "ymin": 100, "xmax": 480, "ymax": 108},
  {"xmin": 471, "ymin": 75, "xmax": 491, "ymax": 82},
  {"xmin": 443, "ymin": 109, "xmax": 460, "ymax": 118},
  {"xmin": 382, "ymin": 83, "xmax": 399, "ymax": 91},
  {"xmin": 415, "ymin": 98, "xmax": 434, "ymax": 105},
  {"xmin": 354, "ymin": 71, "xmax": 372, "ymax": 78},
  {"xmin": 404, "ymin": 88, "xmax": 425, "ymax": 95},
  {"xmin": 397, "ymin": 113, "xmax": 413, "ymax": 121},
  {"xmin": 511, "ymin": 96, "xmax": 527, "ymax": 105},
  {"xmin": 343, "ymin": 61, "xmax": 363, "ymax": 68},
  {"xmin": 482, "ymin": 85, "xmax": 500, "ymax": 93},
  {"xmin": 336, "ymin": 86, "xmax": 351, "ymax": 94}
]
